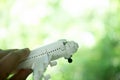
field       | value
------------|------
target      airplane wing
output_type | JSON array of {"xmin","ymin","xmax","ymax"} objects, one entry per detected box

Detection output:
[{"xmin": 31, "ymin": 53, "xmax": 51, "ymax": 80}]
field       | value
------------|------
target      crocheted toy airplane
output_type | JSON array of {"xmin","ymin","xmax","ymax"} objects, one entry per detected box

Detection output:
[{"xmin": 18, "ymin": 39, "xmax": 79, "ymax": 80}]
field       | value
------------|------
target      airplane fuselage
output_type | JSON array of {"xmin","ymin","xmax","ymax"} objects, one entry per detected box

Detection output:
[{"xmin": 18, "ymin": 40, "xmax": 66, "ymax": 68}]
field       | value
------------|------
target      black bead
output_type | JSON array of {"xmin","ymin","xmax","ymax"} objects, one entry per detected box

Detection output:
[{"xmin": 68, "ymin": 58, "xmax": 72, "ymax": 63}]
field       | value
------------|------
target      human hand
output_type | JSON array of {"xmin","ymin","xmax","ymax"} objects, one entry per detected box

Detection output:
[{"xmin": 0, "ymin": 48, "xmax": 32, "ymax": 80}]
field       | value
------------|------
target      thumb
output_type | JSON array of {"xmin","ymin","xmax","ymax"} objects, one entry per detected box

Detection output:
[{"xmin": 12, "ymin": 48, "xmax": 30, "ymax": 63}]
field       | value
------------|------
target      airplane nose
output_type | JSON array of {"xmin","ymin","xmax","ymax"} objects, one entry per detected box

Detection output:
[
  {"xmin": 71, "ymin": 41, "xmax": 79, "ymax": 50},
  {"xmin": 74, "ymin": 42, "xmax": 79, "ymax": 49}
]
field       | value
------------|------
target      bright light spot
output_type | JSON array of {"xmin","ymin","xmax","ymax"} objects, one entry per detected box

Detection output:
[
  {"xmin": 62, "ymin": 27, "xmax": 82, "ymax": 46},
  {"xmin": 61, "ymin": 0, "xmax": 109, "ymax": 17},
  {"xmin": 63, "ymin": 27, "xmax": 96, "ymax": 48},
  {"xmin": 112, "ymin": 58, "xmax": 120, "ymax": 67},
  {"xmin": 26, "ymin": 73, "xmax": 33, "ymax": 80},
  {"xmin": 43, "ymin": 26, "xmax": 61, "ymax": 44},
  {"xmin": 80, "ymin": 32, "xmax": 95, "ymax": 47},
  {"xmin": 11, "ymin": 0, "xmax": 51, "ymax": 25},
  {"xmin": 0, "ymin": 28, "xmax": 8, "ymax": 39}
]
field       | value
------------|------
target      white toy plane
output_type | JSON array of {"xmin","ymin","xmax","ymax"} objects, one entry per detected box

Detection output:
[{"xmin": 18, "ymin": 39, "xmax": 79, "ymax": 80}]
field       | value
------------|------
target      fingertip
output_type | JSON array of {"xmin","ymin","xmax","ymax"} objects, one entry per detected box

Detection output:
[
  {"xmin": 10, "ymin": 48, "xmax": 30, "ymax": 63},
  {"xmin": 22, "ymin": 48, "xmax": 30, "ymax": 54},
  {"xmin": 21, "ymin": 69, "xmax": 32, "ymax": 74}
]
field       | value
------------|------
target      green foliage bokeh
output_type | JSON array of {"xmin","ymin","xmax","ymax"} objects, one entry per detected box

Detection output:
[{"xmin": 0, "ymin": 0, "xmax": 120, "ymax": 80}]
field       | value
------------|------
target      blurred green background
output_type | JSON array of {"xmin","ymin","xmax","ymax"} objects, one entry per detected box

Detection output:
[{"xmin": 0, "ymin": 0, "xmax": 120, "ymax": 80}]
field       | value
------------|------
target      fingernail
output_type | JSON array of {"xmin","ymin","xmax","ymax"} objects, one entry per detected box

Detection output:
[
  {"xmin": 21, "ymin": 48, "xmax": 30, "ymax": 54},
  {"xmin": 19, "ymin": 48, "xmax": 30, "ymax": 58}
]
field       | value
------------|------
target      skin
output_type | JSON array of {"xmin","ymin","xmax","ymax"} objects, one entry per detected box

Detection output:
[{"xmin": 0, "ymin": 48, "xmax": 32, "ymax": 80}]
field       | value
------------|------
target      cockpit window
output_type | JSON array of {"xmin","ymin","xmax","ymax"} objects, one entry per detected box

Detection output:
[{"xmin": 63, "ymin": 42, "xmax": 67, "ymax": 45}]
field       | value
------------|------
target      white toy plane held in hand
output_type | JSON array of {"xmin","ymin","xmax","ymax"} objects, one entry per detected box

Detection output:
[{"xmin": 18, "ymin": 39, "xmax": 79, "ymax": 80}]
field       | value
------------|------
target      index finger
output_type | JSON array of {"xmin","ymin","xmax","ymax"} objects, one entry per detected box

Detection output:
[{"xmin": 0, "ymin": 48, "xmax": 30, "ymax": 80}]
